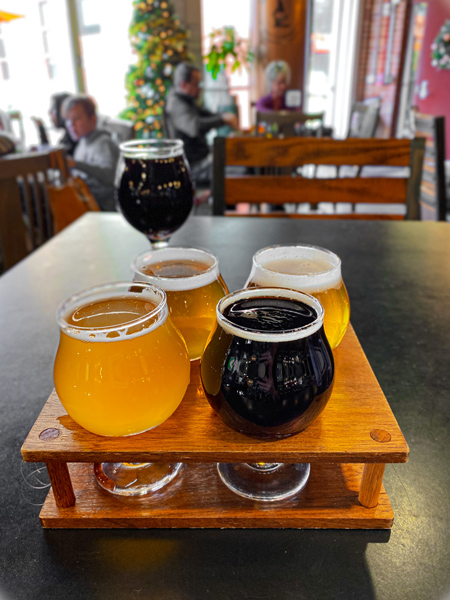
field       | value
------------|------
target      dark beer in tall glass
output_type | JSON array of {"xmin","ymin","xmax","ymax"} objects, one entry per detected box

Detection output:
[{"xmin": 116, "ymin": 140, "xmax": 193, "ymax": 248}]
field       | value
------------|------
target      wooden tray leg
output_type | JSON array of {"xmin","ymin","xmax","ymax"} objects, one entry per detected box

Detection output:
[
  {"xmin": 46, "ymin": 461, "xmax": 76, "ymax": 508},
  {"xmin": 358, "ymin": 463, "xmax": 386, "ymax": 508}
]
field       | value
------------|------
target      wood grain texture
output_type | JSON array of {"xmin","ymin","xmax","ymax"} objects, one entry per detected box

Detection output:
[
  {"xmin": 224, "ymin": 176, "xmax": 408, "ymax": 205},
  {"xmin": 39, "ymin": 462, "xmax": 394, "ymax": 529},
  {"xmin": 358, "ymin": 463, "xmax": 386, "ymax": 508},
  {"xmin": 21, "ymin": 325, "xmax": 409, "ymax": 464},
  {"xmin": 224, "ymin": 137, "xmax": 413, "ymax": 168},
  {"xmin": 46, "ymin": 461, "xmax": 76, "ymax": 508}
]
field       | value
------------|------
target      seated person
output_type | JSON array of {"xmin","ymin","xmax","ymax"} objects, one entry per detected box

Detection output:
[
  {"xmin": 256, "ymin": 60, "xmax": 294, "ymax": 112},
  {"xmin": 33, "ymin": 92, "xmax": 78, "ymax": 156},
  {"xmin": 63, "ymin": 95, "xmax": 119, "ymax": 211},
  {"xmin": 165, "ymin": 62, "xmax": 238, "ymax": 185},
  {"xmin": 0, "ymin": 108, "xmax": 22, "ymax": 151}
]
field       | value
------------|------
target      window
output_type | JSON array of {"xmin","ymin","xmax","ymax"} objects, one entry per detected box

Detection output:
[
  {"xmin": 0, "ymin": 26, "xmax": 8, "ymax": 81},
  {"xmin": 76, "ymin": 0, "xmax": 134, "ymax": 117},
  {"xmin": 0, "ymin": 0, "xmax": 75, "ymax": 145},
  {"xmin": 305, "ymin": 0, "xmax": 360, "ymax": 138},
  {"xmin": 76, "ymin": 0, "xmax": 101, "ymax": 35}
]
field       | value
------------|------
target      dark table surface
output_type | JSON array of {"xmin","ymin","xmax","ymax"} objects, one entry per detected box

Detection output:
[{"xmin": 1, "ymin": 214, "xmax": 450, "ymax": 600}]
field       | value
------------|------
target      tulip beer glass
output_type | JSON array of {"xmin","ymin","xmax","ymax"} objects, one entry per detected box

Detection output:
[
  {"xmin": 115, "ymin": 140, "xmax": 194, "ymax": 248},
  {"xmin": 54, "ymin": 281, "xmax": 190, "ymax": 496},
  {"xmin": 245, "ymin": 244, "xmax": 350, "ymax": 349},
  {"xmin": 131, "ymin": 246, "xmax": 228, "ymax": 361},
  {"xmin": 200, "ymin": 287, "xmax": 335, "ymax": 501}
]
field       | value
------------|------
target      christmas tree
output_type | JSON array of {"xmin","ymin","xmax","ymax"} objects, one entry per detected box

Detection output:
[
  {"xmin": 431, "ymin": 20, "xmax": 450, "ymax": 70},
  {"xmin": 120, "ymin": 0, "xmax": 191, "ymax": 139}
]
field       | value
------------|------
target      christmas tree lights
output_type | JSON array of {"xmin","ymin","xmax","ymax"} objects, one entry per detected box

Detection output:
[
  {"xmin": 120, "ymin": 0, "xmax": 191, "ymax": 138},
  {"xmin": 431, "ymin": 20, "xmax": 450, "ymax": 70}
]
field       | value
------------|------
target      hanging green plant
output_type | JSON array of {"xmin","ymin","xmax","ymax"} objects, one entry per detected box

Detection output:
[
  {"xmin": 431, "ymin": 20, "xmax": 450, "ymax": 70},
  {"xmin": 203, "ymin": 26, "xmax": 253, "ymax": 80}
]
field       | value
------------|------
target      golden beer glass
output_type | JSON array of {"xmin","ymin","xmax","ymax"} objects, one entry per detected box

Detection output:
[
  {"xmin": 54, "ymin": 281, "xmax": 190, "ymax": 496},
  {"xmin": 246, "ymin": 244, "xmax": 350, "ymax": 349},
  {"xmin": 131, "ymin": 246, "xmax": 228, "ymax": 360}
]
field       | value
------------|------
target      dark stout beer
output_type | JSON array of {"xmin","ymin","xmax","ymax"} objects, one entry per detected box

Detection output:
[
  {"xmin": 116, "ymin": 148, "xmax": 193, "ymax": 244},
  {"xmin": 200, "ymin": 288, "xmax": 335, "ymax": 439}
]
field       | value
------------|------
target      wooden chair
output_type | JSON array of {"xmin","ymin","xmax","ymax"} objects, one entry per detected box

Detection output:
[
  {"xmin": 347, "ymin": 102, "xmax": 380, "ymax": 138},
  {"xmin": 256, "ymin": 111, "xmax": 324, "ymax": 137},
  {"xmin": 413, "ymin": 113, "xmax": 447, "ymax": 221},
  {"xmin": 0, "ymin": 148, "xmax": 67, "ymax": 272},
  {"xmin": 212, "ymin": 136, "xmax": 425, "ymax": 220}
]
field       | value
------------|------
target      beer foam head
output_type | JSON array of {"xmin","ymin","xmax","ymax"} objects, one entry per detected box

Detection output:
[
  {"xmin": 131, "ymin": 246, "xmax": 220, "ymax": 292},
  {"xmin": 217, "ymin": 288, "xmax": 324, "ymax": 342},
  {"xmin": 57, "ymin": 282, "xmax": 168, "ymax": 342},
  {"xmin": 247, "ymin": 244, "xmax": 342, "ymax": 293}
]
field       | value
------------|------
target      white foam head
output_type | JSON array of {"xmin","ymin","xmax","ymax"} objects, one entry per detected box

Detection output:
[
  {"xmin": 131, "ymin": 246, "xmax": 220, "ymax": 292},
  {"xmin": 246, "ymin": 244, "xmax": 342, "ymax": 293},
  {"xmin": 56, "ymin": 281, "xmax": 168, "ymax": 342},
  {"xmin": 217, "ymin": 287, "xmax": 324, "ymax": 343}
]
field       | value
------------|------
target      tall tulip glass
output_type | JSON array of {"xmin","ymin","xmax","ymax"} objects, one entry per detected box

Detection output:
[{"xmin": 115, "ymin": 140, "xmax": 194, "ymax": 249}]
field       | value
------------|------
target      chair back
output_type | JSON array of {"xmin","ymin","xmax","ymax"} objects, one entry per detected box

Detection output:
[
  {"xmin": 212, "ymin": 136, "xmax": 425, "ymax": 220},
  {"xmin": 414, "ymin": 112, "xmax": 447, "ymax": 221},
  {"xmin": 256, "ymin": 111, "xmax": 324, "ymax": 137},
  {"xmin": 348, "ymin": 102, "xmax": 380, "ymax": 138},
  {"xmin": 0, "ymin": 148, "xmax": 67, "ymax": 272}
]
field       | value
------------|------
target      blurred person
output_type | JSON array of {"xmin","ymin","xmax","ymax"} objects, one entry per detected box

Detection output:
[
  {"xmin": 165, "ymin": 62, "xmax": 238, "ymax": 185},
  {"xmin": 32, "ymin": 92, "xmax": 78, "ymax": 156},
  {"xmin": 63, "ymin": 95, "xmax": 120, "ymax": 211},
  {"xmin": 256, "ymin": 60, "xmax": 293, "ymax": 112},
  {"xmin": 0, "ymin": 108, "xmax": 22, "ymax": 151}
]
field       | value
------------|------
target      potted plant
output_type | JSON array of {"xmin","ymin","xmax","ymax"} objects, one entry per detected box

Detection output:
[{"xmin": 203, "ymin": 26, "xmax": 253, "ymax": 80}]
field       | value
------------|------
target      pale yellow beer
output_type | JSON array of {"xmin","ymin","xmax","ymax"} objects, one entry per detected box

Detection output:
[
  {"xmin": 54, "ymin": 282, "xmax": 190, "ymax": 437},
  {"xmin": 245, "ymin": 245, "xmax": 350, "ymax": 349},
  {"xmin": 132, "ymin": 247, "xmax": 228, "ymax": 360}
]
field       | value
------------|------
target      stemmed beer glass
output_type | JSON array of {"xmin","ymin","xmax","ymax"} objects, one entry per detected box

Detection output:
[
  {"xmin": 54, "ymin": 281, "xmax": 190, "ymax": 496},
  {"xmin": 200, "ymin": 287, "xmax": 335, "ymax": 501},
  {"xmin": 115, "ymin": 140, "xmax": 194, "ymax": 249}
]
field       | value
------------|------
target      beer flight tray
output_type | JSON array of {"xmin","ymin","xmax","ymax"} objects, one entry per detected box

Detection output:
[{"xmin": 21, "ymin": 324, "xmax": 409, "ymax": 530}]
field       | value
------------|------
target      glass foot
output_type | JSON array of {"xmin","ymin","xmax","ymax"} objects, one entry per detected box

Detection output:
[
  {"xmin": 94, "ymin": 462, "xmax": 182, "ymax": 497},
  {"xmin": 217, "ymin": 462, "xmax": 310, "ymax": 502}
]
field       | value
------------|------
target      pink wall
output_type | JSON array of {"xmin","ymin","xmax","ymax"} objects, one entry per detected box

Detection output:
[{"xmin": 414, "ymin": 0, "xmax": 450, "ymax": 158}]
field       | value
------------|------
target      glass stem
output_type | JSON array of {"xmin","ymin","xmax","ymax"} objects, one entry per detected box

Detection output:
[{"xmin": 149, "ymin": 238, "xmax": 170, "ymax": 250}]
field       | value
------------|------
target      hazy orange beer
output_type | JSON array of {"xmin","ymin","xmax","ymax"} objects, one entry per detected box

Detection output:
[
  {"xmin": 245, "ymin": 244, "xmax": 350, "ymax": 349},
  {"xmin": 131, "ymin": 246, "xmax": 228, "ymax": 360},
  {"xmin": 54, "ymin": 282, "xmax": 190, "ymax": 437}
]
